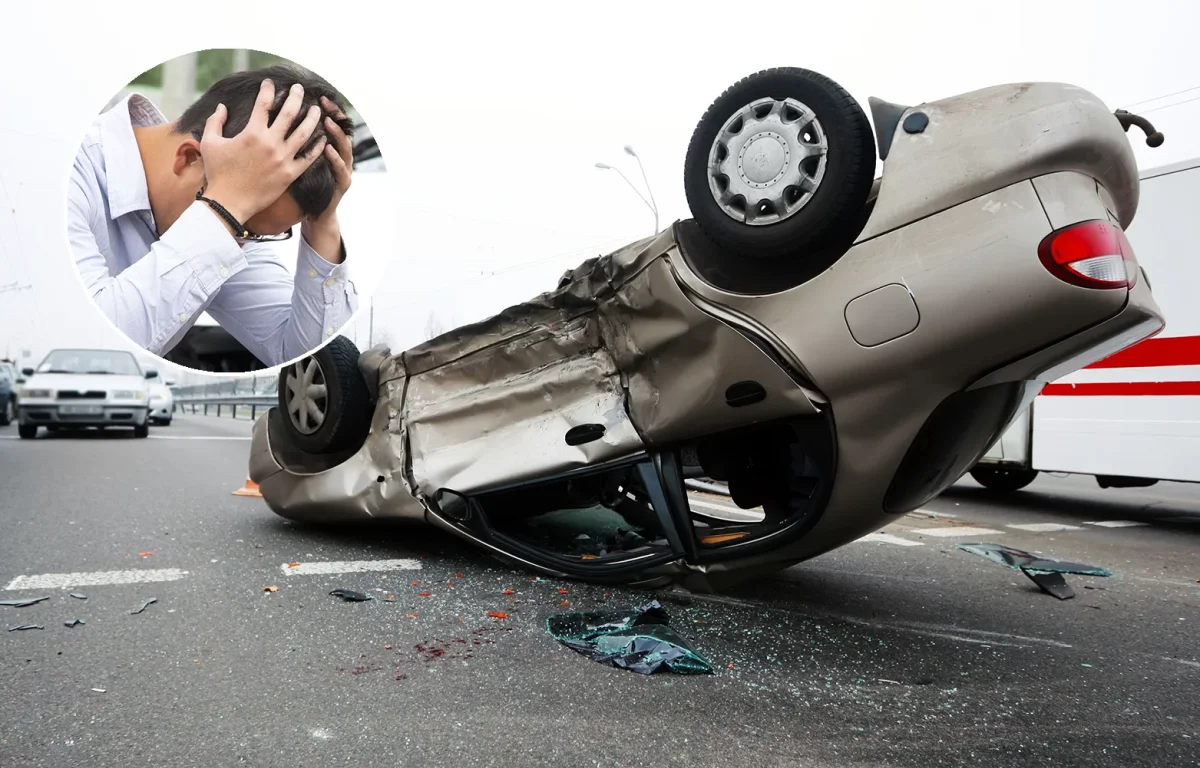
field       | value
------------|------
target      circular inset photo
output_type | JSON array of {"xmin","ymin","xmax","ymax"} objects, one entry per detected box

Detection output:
[{"xmin": 69, "ymin": 48, "xmax": 389, "ymax": 373}]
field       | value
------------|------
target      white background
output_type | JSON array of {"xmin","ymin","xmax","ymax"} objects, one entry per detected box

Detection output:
[{"xmin": 0, "ymin": 0, "xmax": 1197, "ymax": 382}]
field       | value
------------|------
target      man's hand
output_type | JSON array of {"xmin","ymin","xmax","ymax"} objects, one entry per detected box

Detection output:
[
  {"xmin": 300, "ymin": 96, "xmax": 353, "ymax": 264},
  {"xmin": 201, "ymin": 80, "xmax": 327, "ymax": 224}
]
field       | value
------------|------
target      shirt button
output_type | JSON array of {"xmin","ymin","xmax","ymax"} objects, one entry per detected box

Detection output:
[
  {"xmin": 324, "ymin": 278, "xmax": 336, "ymax": 287},
  {"xmin": 218, "ymin": 266, "xmax": 230, "ymax": 278},
  {"xmin": 178, "ymin": 313, "xmax": 188, "ymax": 322},
  {"xmin": 308, "ymin": 269, "xmax": 318, "ymax": 278},
  {"xmin": 326, "ymin": 328, "xmax": 334, "ymax": 337}
]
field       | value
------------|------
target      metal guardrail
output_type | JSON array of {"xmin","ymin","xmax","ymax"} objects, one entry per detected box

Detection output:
[{"xmin": 171, "ymin": 374, "xmax": 278, "ymax": 420}]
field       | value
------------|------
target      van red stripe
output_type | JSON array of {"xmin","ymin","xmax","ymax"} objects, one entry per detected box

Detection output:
[
  {"xmin": 1085, "ymin": 335, "xmax": 1200, "ymax": 369},
  {"xmin": 1042, "ymin": 381, "xmax": 1200, "ymax": 396}
]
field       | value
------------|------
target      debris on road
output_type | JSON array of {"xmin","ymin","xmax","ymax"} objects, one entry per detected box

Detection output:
[
  {"xmin": 8, "ymin": 624, "xmax": 44, "ymax": 631},
  {"xmin": 956, "ymin": 542, "xmax": 1111, "ymax": 599},
  {"xmin": 138, "ymin": 552, "xmax": 153, "ymax": 557},
  {"xmin": 418, "ymin": 592, "xmax": 432, "ymax": 598},
  {"xmin": 64, "ymin": 619, "xmax": 86, "ymax": 628},
  {"xmin": 0, "ymin": 597, "xmax": 50, "ymax": 608},
  {"xmin": 487, "ymin": 612, "xmax": 509, "ymax": 620},
  {"xmin": 130, "ymin": 598, "xmax": 157, "ymax": 615},
  {"xmin": 91, "ymin": 688, "xmax": 106, "ymax": 693},
  {"xmin": 69, "ymin": 594, "xmax": 88, "ymax": 600},
  {"xmin": 263, "ymin": 586, "xmax": 279, "ymax": 593},
  {"xmin": 546, "ymin": 600, "xmax": 713, "ymax": 675},
  {"xmin": 329, "ymin": 589, "xmax": 373, "ymax": 602}
]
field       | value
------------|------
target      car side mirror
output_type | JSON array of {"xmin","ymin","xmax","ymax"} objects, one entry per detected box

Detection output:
[
  {"xmin": 145, "ymin": 369, "xmax": 158, "ymax": 380},
  {"xmin": 21, "ymin": 368, "xmax": 33, "ymax": 377},
  {"xmin": 433, "ymin": 488, "xmax": 474, "ymax": 523}
]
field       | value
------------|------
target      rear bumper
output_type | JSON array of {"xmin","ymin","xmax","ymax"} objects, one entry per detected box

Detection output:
[{"xmin": 18, "ymin": 404, "xmax": 149, "ymax": 427}]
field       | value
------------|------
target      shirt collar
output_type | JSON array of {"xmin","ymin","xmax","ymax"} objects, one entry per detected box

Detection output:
[{"xmin": 99, "ymin": 93, "xmax": 168, "ymax": 220}]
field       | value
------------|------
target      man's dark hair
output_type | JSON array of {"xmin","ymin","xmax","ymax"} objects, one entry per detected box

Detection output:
[{"xmin": 176, "ymin": 64, "xmax": 355, "ymax": 217}]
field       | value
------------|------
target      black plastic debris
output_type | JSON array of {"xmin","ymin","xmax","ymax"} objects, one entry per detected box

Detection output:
[
  {"xmin": 957, "ymin": 543, "xmax": 1110, "ymax": 600},
  {"xmin": 0, "ymin": 597, "xmax": 50, "ymax": 608},
  {"xmin": 64, "ymin": 619, "xmax": 86, "ymax": 628},
  {"xmin": 329, "ymin": 589, "xmax": 373, "ymax": 602},
  {"xmin": 1024, "ymin": 570, "xmax": 1074, "ymax": 600},
  {"xmin": 130, "ymin": 598, "xmax": 157, "ymax": 615},
  {"xmin": 546, "ymin": 600, "xmax": 713, "ymax": 675},
  {"xmin": 8, "ymin": 624, "xmax": 44, "ymax": 631},
  {"xmin": 69, "ymin": 593, "xmax": 88, "ymax": 600}
]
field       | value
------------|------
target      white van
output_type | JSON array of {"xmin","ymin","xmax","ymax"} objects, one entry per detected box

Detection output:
[{"xmin": 972, "ymin": 157, "xmax": 1200, "ymax": 491}]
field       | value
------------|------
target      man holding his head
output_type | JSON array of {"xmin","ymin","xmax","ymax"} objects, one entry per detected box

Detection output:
[{"xmin": 69, "ymin": 64, "xmax": 359, "ymax": 366}]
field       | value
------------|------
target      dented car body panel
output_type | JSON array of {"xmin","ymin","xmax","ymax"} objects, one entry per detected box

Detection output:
[{"xmin": 248, "ymin": 80, "xmax": 1164, "ymax": 589}]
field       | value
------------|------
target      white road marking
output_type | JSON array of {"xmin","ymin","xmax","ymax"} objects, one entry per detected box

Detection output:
[
  {"xmin": 919, "ymin": 526, "xmax": 1005, "ymax": 538},
  {"xmin": 1005, "ymin": 523, "xmax": 1083, "ymax": 532},
  {"xmin": 5, "ymin": 568, "xmax": 188, "ymax": 591},
  {"xmin": 686, "ymin": 497, "xmax": 764, "ymax": 522},
  {"xmin": 281, "ymin": 559, "xmax": 422, "ymax": 576},
  {"xmin": 913, "ymin": 509, "xmax": 958, "ymax": 519},
  {"xmin": 857, "ymin": 532, "xmax": 924, "ymax": 547},
  {"xmin": 1083, "ymin": 520, "xmax": 1149, "ymax": 528},
  {"xmin": 148, "ymin": 436, "xmax": 251, "ymax": 441}
]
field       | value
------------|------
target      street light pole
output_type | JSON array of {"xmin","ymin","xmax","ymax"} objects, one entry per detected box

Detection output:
[
  {"xmin": 595, "ymin": 161, "xmax": 657, "ymax": 236},
  {"xmin": 624, "ymin": 145, "xmax": 658, "ymax": 234}
]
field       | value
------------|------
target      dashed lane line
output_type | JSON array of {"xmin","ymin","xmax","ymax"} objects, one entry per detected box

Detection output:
[
  {"xmin": 1005, "ymin": 523, "xmax": 1083, "ymax": 532},
  {"xmin": 5, "ymin": 568, "xmax": 189, "ymax": 591},
  {"xmin": 918, "ymin": 526, "xmax": 1005, "ymax": 538},
  {"xmin": 857, "ymin": 532, "xmax": 925, "ymax": 547},
  {"xmin": 281, "ymin": 559, "xmax": 423, "ymax": 576}
]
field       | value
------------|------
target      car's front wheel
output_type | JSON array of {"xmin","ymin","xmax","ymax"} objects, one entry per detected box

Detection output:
[
  {"xmin": 277, "ymin": 336, "xmax": 373, "ymax": 454},
  {"xmin": 18, "ymin": 423, "xmax": 37, "ymax": 439},
  {"xmin": 683, "ymin": 67, "xmax": 876, "ymax": 260},
  {"xmin": 134, "ymin": 423, "xmax": 149, "ymax": 438},
  {"xmin": 0, "ymin": 397, "xmax": 13, "ymax": 426}
]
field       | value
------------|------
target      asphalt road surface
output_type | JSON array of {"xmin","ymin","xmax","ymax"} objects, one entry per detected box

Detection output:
[{"xmin": 1, "ymin": 415, "xmax": 1196, "ymax": 767}]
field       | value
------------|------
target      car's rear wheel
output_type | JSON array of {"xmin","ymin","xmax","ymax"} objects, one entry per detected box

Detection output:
[
  {"xmin": 277, "ymin": 336, "xmax": 373, "ymax": 454},
  {"xmin": 969, "ymin": 466, "xmax": 1038, "ymax": 493},
  {"xmin": 18, "ymin": 423, "xmax": 36, "ymax": 439},
  {"xmin": 684, "ymin": 67, "xmax": 876, "ymax": 260}
]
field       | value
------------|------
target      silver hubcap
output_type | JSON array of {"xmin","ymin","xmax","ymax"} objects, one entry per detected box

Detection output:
[
  {"xmin": 708, "ymin": 97, "xmax": 828, "ymax": 226},
  {"xmin": 284, "ymin": 357, "xmax": 328, "ymax": 435}
]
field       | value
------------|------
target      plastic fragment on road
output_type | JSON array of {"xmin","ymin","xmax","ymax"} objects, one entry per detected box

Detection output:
[
  {"xmin": 130, "ymin": 598, "xmax": 157, "ymax": 615},
  {"xmin": 91, "ymin": 688, "xmax": 106, "ymax": 693},
  {"xmin": 64, "ymin": 619, "xmax": 85, "ymax": 628},
  {"xmin": 8, "ymin": 624, "xmax": 44, "ymax": 631},
  {"xmin": 138, "ymin": 552, "xmax": 153, "ymax": 557},
  {"xmin": 69, "ymin": 594, "xmax": 88, "ymax": 600},
  {"xmin": 957, "ymin": 542, "xmax": 1111, "ymax": 600},
  {"xmin": 546, "ymin": 600, "xmax": 714, "ymax": 675},
  {"xmin": 487, "ymin": 612, "xmax": 509, "ymax": 620},
  {"xmin": 264, "ymin": 586, "xmax": 279, "ymax": 593},
  {"xmin": 232, "ymin": 479, "xmax": 263, "ymax": 497},
  {"xmin": 329, "ymin": 589, "xmax": 373, "ymax": 602},
  {"xmin": 0, "ymin": 597, "xmax": 50, "ymax": 608}
]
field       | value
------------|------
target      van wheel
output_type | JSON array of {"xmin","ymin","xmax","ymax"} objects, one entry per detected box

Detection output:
[
  {"xmin": 684, "ymin": 67, "xmax": 876, "ymax": 259},
  {"xmin": 277, "ymin": 336, "xmax": 373, "ymax": 454},
  {"xmin": 969, "ymin": 466, "xmax": 1038, "ymax": 493}
]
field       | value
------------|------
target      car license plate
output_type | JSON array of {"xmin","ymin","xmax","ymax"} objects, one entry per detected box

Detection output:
[{"xmin": 61, "ymin": 405, "xmax": 103, "ymax": 415}]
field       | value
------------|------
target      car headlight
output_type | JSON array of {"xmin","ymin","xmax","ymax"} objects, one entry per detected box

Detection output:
[
  {"xmin": 110, "ymin": 390, "xmax": 144, "ymax": 401},
  {"xmin": 20, "ymin": 388, "xmax": 52, "ymax": 399}
]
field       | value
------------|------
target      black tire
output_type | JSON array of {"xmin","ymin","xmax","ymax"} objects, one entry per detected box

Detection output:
[
  {"xmin": 684, "ymin": 67, "xmax": 876, "ymax": 260},
  {"xmin": 969, "ymin": 466, "xmax": 1038, "ymax": 493},
  {"xmin": 18, "ymin": 423, "xmax": 36, "ymax": 439},
  {"xmin": 134, "ymin": 423, "xmax": 149, "ymax": 438},
  {"xmin": 0, "ymin": 397, "xmax": 13, "ymax": 426},
  {"xmin": 277, "ymin": 336, "xmax": 373, "ymax": 455}
]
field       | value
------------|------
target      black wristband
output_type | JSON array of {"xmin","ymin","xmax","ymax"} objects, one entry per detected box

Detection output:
[{"xmin": 196, "ymin": 193, "xmax": 250, "ymax": 239}]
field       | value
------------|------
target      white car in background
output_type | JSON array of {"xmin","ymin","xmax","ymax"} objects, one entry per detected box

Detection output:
[
  {"xmin": 16, "ymin": 348, "xmax": 157, "ymax": 439},
  {"xmin": 148, "ymin": 378, "xmax": 175, "ymax": 426}
]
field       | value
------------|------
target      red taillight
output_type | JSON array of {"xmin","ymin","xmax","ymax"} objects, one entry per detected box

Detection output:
[{"xmin": 1037, "ymin": 220, "xmax": 1136, "ymax": 290}]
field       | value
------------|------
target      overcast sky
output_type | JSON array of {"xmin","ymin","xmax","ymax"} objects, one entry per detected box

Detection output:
[{"xmin": 1, "ymin": 0, "xmax": 1197, "ymax": 382}]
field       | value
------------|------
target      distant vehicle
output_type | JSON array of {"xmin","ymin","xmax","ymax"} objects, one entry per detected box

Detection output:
[
  {"xmin": 16, "ymin": 349, "xmax": 157, "ymax": 439},
  {"xmin": 0, "ymin": 360, "xmax": 18, "ymax": 426},
  {"xmin": 148, "ymin": 378, "xmax": 175, "ymax": 426},
  {"xmin": 973, "ymin": 157, "xmax": 1199, "ymax": 492},
  {"xmin": 248, "ymin": 67, "xmax": 1165, "ymax": 589}
]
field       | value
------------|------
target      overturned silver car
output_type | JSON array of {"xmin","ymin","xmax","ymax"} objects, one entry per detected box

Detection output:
[{"xmin": 248, "ymin": 67, "xmax": 1165, "ymax": 590}]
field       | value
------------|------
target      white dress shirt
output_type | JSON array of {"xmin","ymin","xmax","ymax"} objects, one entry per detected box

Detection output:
[{"xmin": 68, "ymin": 94, "xmax": 358, "ymax": 366}]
